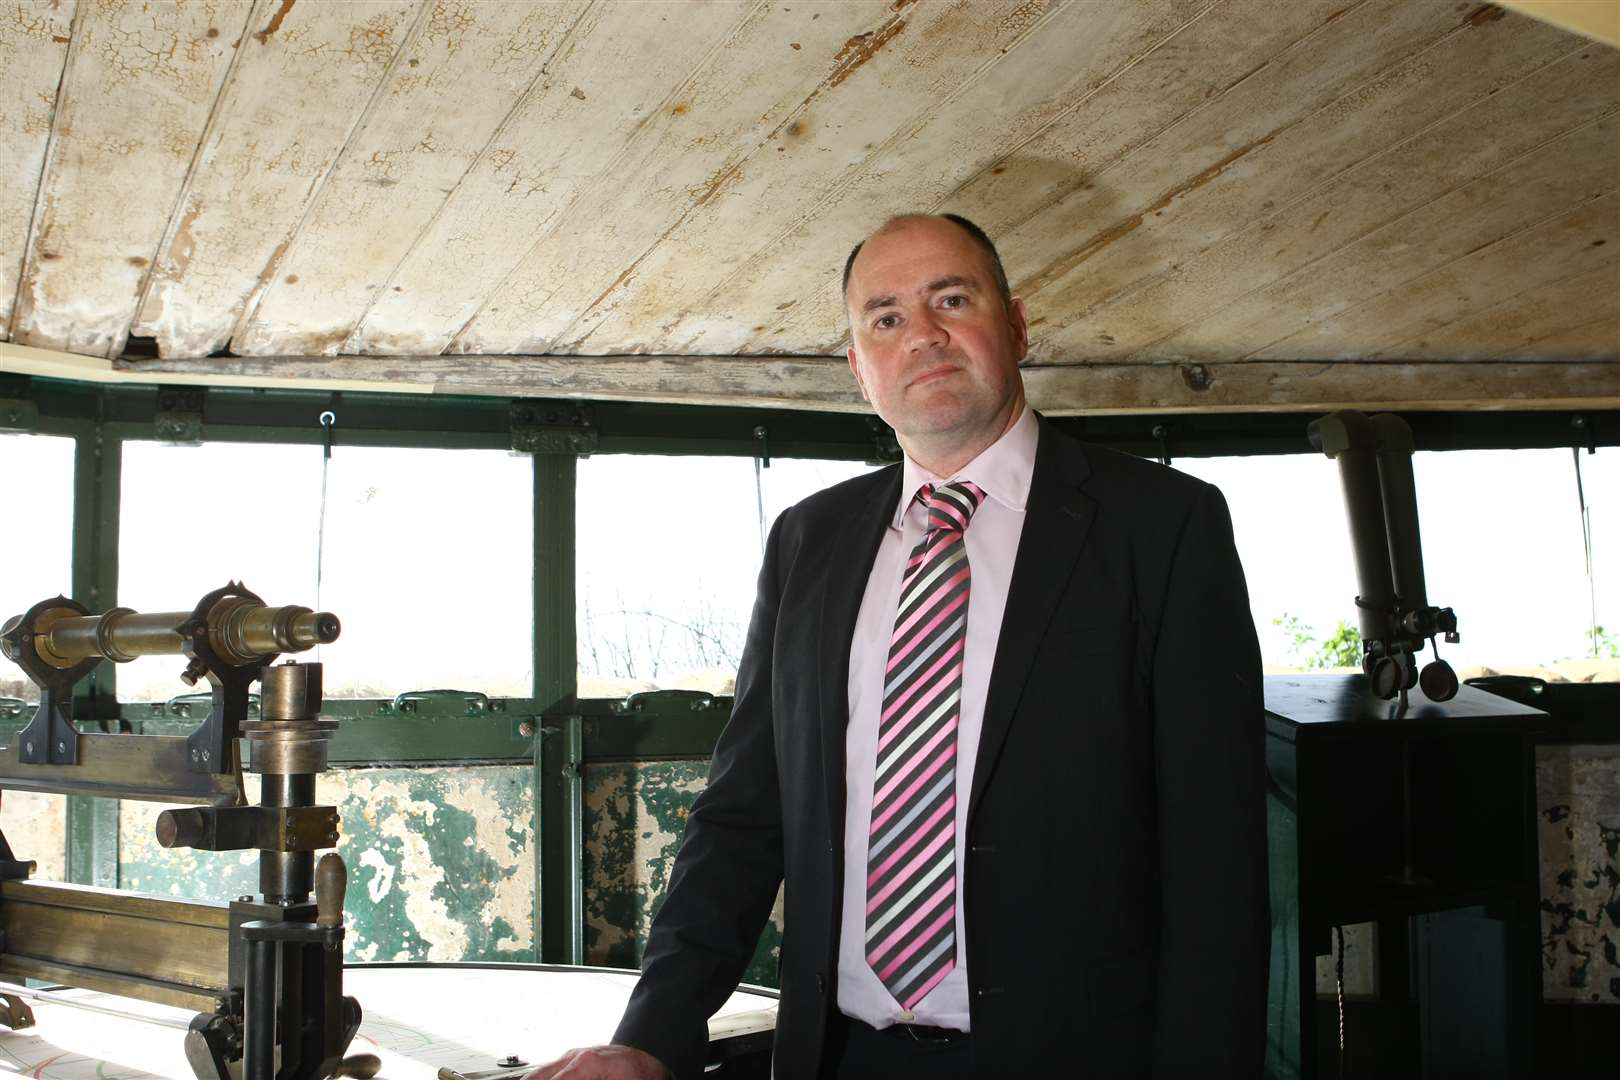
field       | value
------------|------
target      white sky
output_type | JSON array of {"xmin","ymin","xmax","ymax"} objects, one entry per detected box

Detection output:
[{"xmin": 1, "ymin": 430, "xmax": 1614, "ymax": 705}]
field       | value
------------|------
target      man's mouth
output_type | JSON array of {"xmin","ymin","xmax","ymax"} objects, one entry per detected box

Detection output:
[{"xmin": 909, "ymin": 364, "xmax": 960, "ymax": 387}]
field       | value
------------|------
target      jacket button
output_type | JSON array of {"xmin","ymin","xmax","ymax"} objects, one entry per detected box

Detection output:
[{"xmin": 816, "ymin": 974, "xmax": 826, "ymax": 994}]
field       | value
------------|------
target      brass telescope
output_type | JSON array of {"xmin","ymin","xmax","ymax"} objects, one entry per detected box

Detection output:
[
  {"xmin": 7, "ymin": 597, "xmax": 339, "ymax": 671},
  {"xmin": 0, "ymin": 583, "xmax": 365, "ymax": 1079}
]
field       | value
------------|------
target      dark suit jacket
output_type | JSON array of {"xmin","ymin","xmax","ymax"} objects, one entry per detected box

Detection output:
[{"xmin": 616, "ymin": 419, "xmax": 1268, "ymax": 1079}]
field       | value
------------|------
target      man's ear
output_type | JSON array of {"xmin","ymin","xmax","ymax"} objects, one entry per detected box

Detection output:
[
  {"xmin": 847, "ymin": 344, "xmax": 870, "ymax": 401},
  {"xmin": 1008, "ymin": 297, "xmax": 1029, "ymax": 361}
]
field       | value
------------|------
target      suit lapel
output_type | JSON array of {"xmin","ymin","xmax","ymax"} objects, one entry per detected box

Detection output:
[
  {"xmin": 969, "ymin": 421, "xmax": 1096, "ymax": 824},
  {"xmin": 817, "ymin": 467, "xmax": 900, "ymax": 851}
]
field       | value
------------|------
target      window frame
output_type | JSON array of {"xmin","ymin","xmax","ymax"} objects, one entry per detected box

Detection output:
[{"xmin": 4, "ymin": 373, "xmax": 1616, "ymax": 962}]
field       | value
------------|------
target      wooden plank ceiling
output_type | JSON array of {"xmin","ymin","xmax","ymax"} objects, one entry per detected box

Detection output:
[{"xmin": 1, "ymin": 0, "xmax": 1616, "ymax": 414}]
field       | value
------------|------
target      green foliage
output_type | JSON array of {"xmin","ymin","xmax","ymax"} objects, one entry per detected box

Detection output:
[
  {"xmin": 1317, "ymin": 620, "xmax": 1364, "ymax": 669},
  {"xmin": 1585, "ymin": 624, "xmax": 1619, "ymax": 660},
  {"xmin": 1273, "ymin": 612, "xmax": 1363, "ymax": 671}
]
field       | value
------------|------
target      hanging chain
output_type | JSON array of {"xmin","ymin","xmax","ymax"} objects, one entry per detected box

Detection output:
[{"xmin": 1334, "ymin": 924, "xmax": 1346, "ymax": 1076}]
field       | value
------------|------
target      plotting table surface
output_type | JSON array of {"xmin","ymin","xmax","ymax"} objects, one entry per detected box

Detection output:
[{"xmin": 0, "ymin": 965, "xmax": 778, "ymax": 1079}]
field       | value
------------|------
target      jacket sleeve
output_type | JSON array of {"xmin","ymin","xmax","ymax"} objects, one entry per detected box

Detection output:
[
  {"xmin": 1149, "ymin": 482, "xmax": 1269, "ymax": 1077},
  {"xmin": 612, "ymin": 511, "xmax": 790, "ymax": 1079}
]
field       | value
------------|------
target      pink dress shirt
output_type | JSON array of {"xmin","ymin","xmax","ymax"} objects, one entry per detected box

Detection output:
[{"xmin": 837, "ymin": 404, "xmax": 1038, "ymax": 1031}]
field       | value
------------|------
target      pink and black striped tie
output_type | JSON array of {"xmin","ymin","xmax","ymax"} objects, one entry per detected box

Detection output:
[{"xmin": 865, "ymin": 479, "xmax": 985, "ymax": 1010}]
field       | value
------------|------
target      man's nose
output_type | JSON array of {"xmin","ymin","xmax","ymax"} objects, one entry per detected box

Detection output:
[{"xmin": 905, "ymin": 307, "xmax": 946, "ymax": 352}]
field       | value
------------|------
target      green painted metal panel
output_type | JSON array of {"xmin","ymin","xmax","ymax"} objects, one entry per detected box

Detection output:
[
  {"xmin": 582, "ymin": 760, "xmax": 782, "ymax": 989},
  {"xmin": 65, "ymin": 422, "xmax": 121, "ymax": 883},
  {"xmin": 117, "ymin": 765, "xmax": 536, "ymax": 963},
  {"xmin": 534, "ymin": 454, "xmax": 581, "ymax": 965}
]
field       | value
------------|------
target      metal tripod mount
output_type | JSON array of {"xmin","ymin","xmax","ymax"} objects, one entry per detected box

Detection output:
[{"xmin": 0, "ymin": 584, "xmax": 371, "ymax": 1079}]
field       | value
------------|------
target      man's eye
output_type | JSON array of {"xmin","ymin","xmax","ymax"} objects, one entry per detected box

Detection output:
[
  {"xmin": 874, "ymin": 314, "xmax": 899, "ymax": 330},
  {"xmin": 940, "ymin": 295, "xmax": 966, "ymax": 309}
]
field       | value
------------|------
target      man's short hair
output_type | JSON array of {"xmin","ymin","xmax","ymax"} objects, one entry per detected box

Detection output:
[{"xmin": 842, "ymin": 213, "xmax": 1013, "ymax": 309}]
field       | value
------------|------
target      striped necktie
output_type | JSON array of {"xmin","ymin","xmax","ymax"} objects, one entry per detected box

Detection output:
[{"xmin": 865, "ymin": 479, "xmax": 985, "ymax": 1011}]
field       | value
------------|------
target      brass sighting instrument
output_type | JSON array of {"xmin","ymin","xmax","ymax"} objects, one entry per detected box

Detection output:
[{"xmin": 0, "ymin": 583, "xmax": 375, "ymax": 1080}]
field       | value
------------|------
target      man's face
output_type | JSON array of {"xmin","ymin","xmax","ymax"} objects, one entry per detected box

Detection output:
[{"xmin": 845, "ymin": 218, "xmax": 1028, "ymax": 455}]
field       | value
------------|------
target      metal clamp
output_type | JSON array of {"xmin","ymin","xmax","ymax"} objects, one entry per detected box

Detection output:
[
  {"xmin": 391, "ymin": 689, "xmax": 491, "ymax": 715},
  {"xmin": 614, "ymin": 689, "xmax": 721, "ymax": 714},
  {"xmin": 156, "ymin": 804, "xmax": 340, "ymax": 852},
  {"xmin": 156, "ymin": 388, "xmax": 205, "ymax": 445},
  {"xmin": 510, "ymin": 401, "xmax": 597, "ymax": 455}
]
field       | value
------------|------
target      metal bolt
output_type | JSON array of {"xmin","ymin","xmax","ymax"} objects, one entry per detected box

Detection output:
[
  {"xmin": 24, "ymin": 742, "xmax": 33, "ymax": 755},
  {"xmin": 56, "ymin": 741, "xmax": 66, "ymax": 754},
  {"xmin": 190, "ymin": 748, "xmax": 200, "ymax": 762},
  {"xmin": 498, "ymin": 1058, "xmax": 524, "ymax": 1069},
  {"xmin": 518, "ymin": 719, "xmax": 536, "ymax": 737},
  {"xmin": 238, "ymin": 895, "xmax": 253, "ymax": 903},
  {"xmin": 201, "ymin": 749, "xmax": 210, "ymax": 763}
]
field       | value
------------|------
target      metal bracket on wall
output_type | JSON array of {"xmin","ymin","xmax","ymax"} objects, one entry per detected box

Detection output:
[
  {"xmin": 511, "ymin": 401, "xmax": 597, "ymax": 456},
  {"xmin": 155, "ymin": 389, "xmax": 204, "ymax": 445}
]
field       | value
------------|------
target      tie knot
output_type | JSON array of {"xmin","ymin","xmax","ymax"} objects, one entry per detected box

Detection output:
[{"xmin": 919, "ymin": 480, "xmax": 985, "ymax": 534}]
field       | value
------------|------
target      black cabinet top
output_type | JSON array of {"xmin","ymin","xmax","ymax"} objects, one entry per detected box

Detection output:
[{"xmin": 1264, "ymin": 674, "xmax": 1549, "ymax": 742}]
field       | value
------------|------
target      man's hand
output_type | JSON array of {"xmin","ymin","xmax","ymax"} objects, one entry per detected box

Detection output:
[{"xmin": 521, "ymin": 1044, "xmax": 672, "ymax": 1080}]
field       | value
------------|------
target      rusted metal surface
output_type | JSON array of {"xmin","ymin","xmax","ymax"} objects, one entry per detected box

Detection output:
[
  {"xmin": 1537, "ymin": 744, "xmax": 1620, "ymax": 1003},
  {"xmin": 0, "ymin": 0, "xmax": 1614, "ymax": 406},
  {"xmin": 584, "ymin": 760, "xmax": 782, "ymax": 986}
]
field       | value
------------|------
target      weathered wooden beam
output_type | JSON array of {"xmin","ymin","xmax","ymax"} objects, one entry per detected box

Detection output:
[
  {"xmin": 0, "ymin": 340, "xmax": 434, "ymax": 394},
  {"xmin": 7, "ymin": 341, "xmax": 1617, "ymax": 414},
  {"xmin": 1020, "ymin": 358, "xmax": 1620, "ymax": 414},
  {"xmin": 1493, "ymin": 2, "xmax": 1620, "ymax": 47}
]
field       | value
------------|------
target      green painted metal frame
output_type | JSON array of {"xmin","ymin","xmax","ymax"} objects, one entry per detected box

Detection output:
[
  {"xmin": 66, "ymin": 403, "xmax": 121, "ymax": 887},
  {"xmin": 6, "ymin": 372, "xmax": 1617, "ymax": 965}
]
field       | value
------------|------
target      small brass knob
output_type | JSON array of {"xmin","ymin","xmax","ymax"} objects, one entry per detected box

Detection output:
[{"xmin": 315, "ymin": 852, "xmax": 347, "ymax": 929}]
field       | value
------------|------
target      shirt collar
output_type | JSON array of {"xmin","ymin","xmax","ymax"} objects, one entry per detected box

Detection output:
[{"xmin": 891, "ymin": 404, "xmax": 1037, "ymax": 529}]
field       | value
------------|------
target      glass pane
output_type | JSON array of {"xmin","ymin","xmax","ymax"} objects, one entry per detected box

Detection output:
[
  {"xmin": 118, "ymin": 441, "xmax": 323, "ymax": 700},
  {"xmin": 1178, "ymin": 447, "xmax": 1616, "ymax": 679},
  {"xmin": 119, "ymin": 442, "xmax": 533, "ymax": 700},
  {"xmin": 577, "ymin": 455, "xmax": 876, "ymax": 695},
  {"xmin": 315, "ymin": 446, "xmax": 533, "ymax": 698},
  {"xmin": 1414, "ymin": 447, "xmax": 1615, "ymax": 679},
  {"xmin": 1173, "ymin": 454, "xmax": 1360, "ymax": 672},
  {"xmin": 1582, "ymin": 446, "xmax": 1620, "ymax": 676},
  {"xmin": 0, "ymin": 433, "xmax": 75, "ymax": 704}
]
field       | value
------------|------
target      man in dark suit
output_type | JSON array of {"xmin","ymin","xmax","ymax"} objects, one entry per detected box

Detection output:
[{"xmin": 531, "ymin": 214, "xmax": 1267, "ymax": 1079}]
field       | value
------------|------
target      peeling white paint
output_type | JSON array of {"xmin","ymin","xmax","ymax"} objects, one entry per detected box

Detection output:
[
  {"xmin": 441, "ymin": 767, "xmax": 534, "ymax": 953},
  {"xmin": 360, "ymin": 846, "xmax": 396, "ymax": 902}
]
